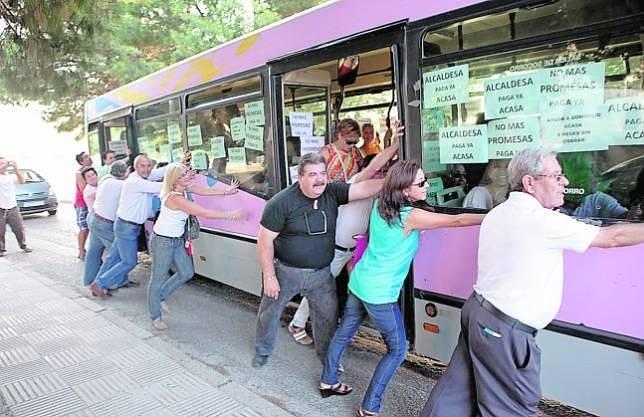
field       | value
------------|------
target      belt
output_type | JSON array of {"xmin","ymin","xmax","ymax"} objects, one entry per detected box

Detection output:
[
  {"xmin": 335, "ymin": 244, "xmax": 355, "ymax": 253},
  {"xmin": 474, "ymin": 293, "xmax": 537, "ymax": 336},
  {"xmin": 154, "ymin": 232, "xmax": 183, "ymax": 240},
  {"xmin": 118, "ymin": 217, "xmax": 142, "ymax": 226},
  {"xmin": 93, "ymin": 213, "xmax": 114, "ymax": 224}
]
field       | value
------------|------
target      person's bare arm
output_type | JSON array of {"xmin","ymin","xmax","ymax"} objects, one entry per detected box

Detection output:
[
  {"xmin": 257, "ymin": 225, "xmax": 280, "ymax": 299},
  {"xmin": 590, "ymin": 223, "xmax": 644, "ymax": 248},
  {"xmin": 166, "ymin": 194, "xmax": 244, "ymax": 220},
  {"xmin": 11, "ymin": 162, "xmax": 25, "ymax": 185},
  {"xmin": 404, "ymin": 208, "xmax": 484, "ymax": 232},
  {"xmin": 319, "ymin": 146, "xmax": 330, "ymax": 162},
  {"xmin": 190, "ymin": 178, "xmax": 239, "ymax": 196},
  {"xmin": 348, "ymin": 179, "xmax": 384, "ymax": 201},
  {"xmin": 354, "ymin": 125, "xmax": 403, "ymax": 183},
  {"xmin": 75, "ymin": 172, "xmax": 85, "ymax": 190}
]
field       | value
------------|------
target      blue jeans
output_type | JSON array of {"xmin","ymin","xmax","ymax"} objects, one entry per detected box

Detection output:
[
  {"xmin": 94, "ymin": 218, "xmax": 139, "ymax": 291},
  {"xmin": 321, "ymin": 292, "xmax": 407, "ymax": 413},
  {"xmin": 147, "ymin": 234, "xmax": 194, "ymax": 320},
  {"xmin": 82, "ymin": 215, "xmax": 115, "ymax": 286}
]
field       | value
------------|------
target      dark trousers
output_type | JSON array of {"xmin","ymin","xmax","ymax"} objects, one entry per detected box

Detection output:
[
  {"xmin": 255, "ymin": 260, "xmax": 338, "ymax": 362},
  {"xmin": 0, "ymin": 207, "xmax": 27, "ymax": 251},
  {"xmin": 421, "ymin": 294, "xmax": 542, "ymax": 417}
]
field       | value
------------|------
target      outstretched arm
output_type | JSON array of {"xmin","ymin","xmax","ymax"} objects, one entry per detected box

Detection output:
[
  {"xmin": 348, "ymin": 179, "xmax": 384, "ymax": 202},
  {"xmin": 591, "ymin": 223, "xmax": 644, "ymax": 248},
  {"xmin": 190, "ymin": 178, "xmax": 239, "ymax": 196},
  {"xmin": 405, "ymin": 208, "xmax": 484, "ymax": 232},
  {"xmin": 354, "ymin": 124, "xmax": 403, "ymax": 183}
]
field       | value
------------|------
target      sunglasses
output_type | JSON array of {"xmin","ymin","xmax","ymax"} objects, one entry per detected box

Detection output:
[{"xmin": 413, "ymin": 178, "xmax": 428, "ymax": 188}]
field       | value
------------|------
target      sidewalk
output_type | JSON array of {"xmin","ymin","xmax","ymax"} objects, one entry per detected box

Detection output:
[{"xmin": 0, "ymin": 260, "xmax": 293, "ymax": 417}]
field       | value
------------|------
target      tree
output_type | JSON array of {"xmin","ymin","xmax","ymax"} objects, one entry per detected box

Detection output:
[{"xmin": 0, "ymin": 0, "xmax": 324, "ymax": 134}]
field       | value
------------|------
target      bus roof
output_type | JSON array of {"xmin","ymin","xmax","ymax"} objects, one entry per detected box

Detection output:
[{"xmin": 85, "ymin": 0, "xmax": 485, "ymax": 121}]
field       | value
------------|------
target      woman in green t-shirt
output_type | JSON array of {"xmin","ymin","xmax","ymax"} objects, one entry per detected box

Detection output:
[{"xmin": 319, "ymin": 160, "xmax": 484, "ymax": 417}]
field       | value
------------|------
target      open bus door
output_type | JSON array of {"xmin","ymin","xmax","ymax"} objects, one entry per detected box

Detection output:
[{"xmin": 268, "ymin": 21, "xmax": 411, "ymax": 337}]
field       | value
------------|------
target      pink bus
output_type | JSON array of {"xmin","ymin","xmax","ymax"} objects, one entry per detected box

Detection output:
[{"xmin": 85, "ymin": 1, "xmax": 644, "ymax": 415}]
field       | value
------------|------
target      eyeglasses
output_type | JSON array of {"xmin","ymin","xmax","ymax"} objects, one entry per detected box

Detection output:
[
  {"xmin": 536, "ymin": 172, "xmax": 566, "ymax": 182},
  {"xmin": 413, "ymin": 178, "xmax": 428, "ymax": 188},
  {"xmin": 304, "ymin": 210, "xmax": 327, "ymax": 235}
]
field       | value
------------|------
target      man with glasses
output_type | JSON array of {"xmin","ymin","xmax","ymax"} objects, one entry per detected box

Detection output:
[
  {"xmin": 320, "ymin": 118, "xmax": 364, "ymax": 182},
  {"xmin": 253, "ymin": 152, "xmax": 384, "ymax": 368},
  {"xmin": 422, "ymin": 148, "xmax": 644, "ymax": 417}
]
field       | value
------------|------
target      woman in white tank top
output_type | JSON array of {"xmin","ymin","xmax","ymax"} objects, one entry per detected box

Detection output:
[{"xmin": 148, "ymin": 163, "xmax": 244, "ymax": 330}]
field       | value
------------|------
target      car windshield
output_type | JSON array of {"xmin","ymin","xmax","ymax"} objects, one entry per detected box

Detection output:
[{"xmin": 9, "ymin": 169, "xmax": 44, "ymax": 183}]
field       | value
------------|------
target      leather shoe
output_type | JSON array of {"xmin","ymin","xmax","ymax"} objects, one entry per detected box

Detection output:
[
  {"xmin": 123, "ymin": 280, "xmax": 140, "ymax": 288},
  {"xmin": 20, "ymin": 246, "xmax": 33, "ymax": 253},
  {"xmin": 251, "ymin": 354, "xmax": 268, "ymax": 369}
]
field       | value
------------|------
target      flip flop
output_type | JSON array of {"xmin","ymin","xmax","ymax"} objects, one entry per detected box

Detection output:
[{"xmin": 319, "ymin": 382, "xmax": 352, "ymax": 398}]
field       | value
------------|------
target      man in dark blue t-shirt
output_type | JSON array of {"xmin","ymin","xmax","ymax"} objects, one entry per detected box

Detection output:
[{"xmin": 253, "ymin": 152, "xmax": 383, "ymax": 368}]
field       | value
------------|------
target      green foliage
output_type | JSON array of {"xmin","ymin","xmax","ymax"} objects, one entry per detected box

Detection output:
[{"xmin": 0, "ymin": 0, "xmax": 324, "ymax": 134}]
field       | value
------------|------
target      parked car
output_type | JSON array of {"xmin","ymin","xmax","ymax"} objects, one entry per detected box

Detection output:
[{"xmin": 9, "ymin": 169, "xmax": 58, "ymax": 215}]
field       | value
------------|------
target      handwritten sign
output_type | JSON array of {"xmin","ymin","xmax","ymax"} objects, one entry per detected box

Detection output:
[
  {"xmin": 228, "ymin": 147, "xmax": 246, "ymax": 165},
  {"xmin": 439, "ymin": 125, "xmax": 488, "ymax": 164},
  {"xmin": 604, "ymin": 97, "xmax": 644, "ymax": 146},
  {"xmin": 422, "ymin": 140, "xmax": 446, "ymax": 173},
  {"xmin": 487, "ymin": 116, "xmax": 540, "ymax": 159},
  {"xmin": 290, "ymin": 112, "xmax": 313, "ymax": 137},
  {"xmin": 300, "ymin": 136, "xmax": 325, "ymax": 155},
  {"xmin": 541, "ymin": 108, "xmax": 606, "ymax": 152},
  {"xmin": 231, "ymin": 117, "xmax": 246, "ymax": 141},
  {"xmin": 484, "ymin": 72, "xmax": 541, "ymax": 119},
  {"xmin": 167, "ymin": 122, "xmax": 182, "ymax": 144},
  {"xmin": 108, "ymin": 140, "xmax": 128, "ymax": 154},
  {"xmin": 539, "ymin": 63, "xmax": 605, "ymax": 115},
  {"xmin": 192, "ymin": 152, "xmax": 208, "ymax": 170},
  {"xmin": 159, "ymin": 145, "xmax": 170, "ymax": 160},
  {"xmin": 245, "ymin": 124, "xmax": 264, "ymax": 151},
  {"xmin": 423, "ymin": 64, "xmax": 469, "ymax": 109},
  {"xmin": 187, "ymin": 125, "xmax": 203, "ymax": 146},
  {"xmin": 210, "ymin": 136, "xmax": 226, "ymax": 159},
  {"xmin": 422, "ymin": 108, "xmax": 447, "ymax": 135},
  {"xmin": 245, "ymin": 101, "xmax": 265, "ymax": 126},
  {"xmin": 171, "ymin": 148, "xmax": 184, "ymax": 162},
  {"xmin": 289, "ymin": 165, "xmax": 299, "ymax": 182}
]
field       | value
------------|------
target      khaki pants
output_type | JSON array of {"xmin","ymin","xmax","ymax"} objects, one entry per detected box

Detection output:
[{"xmin": 0, "ymin": 206, "xmax": 27, "ymax": 251}]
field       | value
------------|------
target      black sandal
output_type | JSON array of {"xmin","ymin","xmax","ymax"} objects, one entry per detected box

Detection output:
[
  {"xmin": 319, "ymin": 382, "xmax": 353, "ymax": 398},
  {"xmin": 357, "ymin": 409, "xmax": 379, "ymax": 417}
]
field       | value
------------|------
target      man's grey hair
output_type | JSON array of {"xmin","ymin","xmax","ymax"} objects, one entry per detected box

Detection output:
[
  {"xmin": 110, "ymin": 160, "xmax": 128, "ymax": 178},
  {"xmin": 508, "ymin": 148, "xmax": 557, "ymax": 191},
  {"xmin": 298, "ymin": 152, "xmax": 327, "ymax": 176},
  {"xmin": 133, "ymin": 154, "xmax": 149, "ymax": 167}
]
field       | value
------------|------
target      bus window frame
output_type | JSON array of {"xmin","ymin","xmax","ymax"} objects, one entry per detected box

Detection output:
[
  {"xmin": 133, "ymin": 94, "xmax": 185, "ymax": 157},
  {"xmin": 183, "ymin": 71, "xmax": 275, "ymax": 199},
  {"xmin": 407, "ymin": 9, "xmax": 644, "ymax": 216}
]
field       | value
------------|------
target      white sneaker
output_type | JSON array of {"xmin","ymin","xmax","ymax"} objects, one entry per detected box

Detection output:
[
  {"xmin": 160, "ymin": 301, "xmax": 170, "ymax": 314},
  {"xmin": 152, "ymin": 319, "xmax": 168, "ymax": 330}
]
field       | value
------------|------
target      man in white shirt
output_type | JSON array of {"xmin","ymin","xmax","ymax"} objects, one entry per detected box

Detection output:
[
  {"xmin": 0, "ymin": 158, "xmax": 32, "ymax": 256},
  {"xmin": 422, "ymin": 148, "xmax": 644, "ymax": 417},
  {"xmin": 90, "ymin": 155, "xmax": 168, "ymax": 298},
  {"xmin": 82, "ymin": 161, "xmax": 128, "ymax": 286}
]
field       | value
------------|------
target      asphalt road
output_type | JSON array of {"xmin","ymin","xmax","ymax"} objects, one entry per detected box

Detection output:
[{"xmin": 2, "ymin": 203, "xmax": 594, "ymax": 417}]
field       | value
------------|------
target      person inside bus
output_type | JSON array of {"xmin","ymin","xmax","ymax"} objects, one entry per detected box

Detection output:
[
  {"xmin": 97, "ymin": 150, "xmax": 116, "ymax": 180},
  {"xmin": 359, "ymin": 123, "xmax": 383, "ymax": 157},
  {"xmin": 421, "ymin": 148, "xmax": 644, "ymax": 417},
  {"xmin": 74, "ymin": 151, "xmax": 94, "ymax": 260},
  {"xmin": 320, "ymin": 118, "xmax": 364, "ymax": 182},
  {"xmin": 209, "ymin": 105, "xmax": 239, "ymax": 174},
  {"xmin": 462, "ymin": 159, "xmax": 509, "ymax": 209},
  {"xmin": 253, "ymin": 152, "xmax": 385, "ymax": 369},
  {"xmin": 82, "ymin": 161, "xmax": 128, "ymax": 287},
  {"xmin": 148, "ymin": 163, "xmax": 243, "ymax": 330},
  {"xmin": 320, "ymin": 160, "xmax": 484, "ymax": 417},
  {"xmin": 287, "ymin": 123, "xmax": 403, "ymax": 346}
]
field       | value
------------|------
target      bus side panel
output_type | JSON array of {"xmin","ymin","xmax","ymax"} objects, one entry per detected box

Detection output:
[
  {"xmin": 192, "ymin": 233, "xmax": 261, "ymax": 296},
  {"xmin": 190, "ymin": 175, "xmax": 265, "ymax": 238}
]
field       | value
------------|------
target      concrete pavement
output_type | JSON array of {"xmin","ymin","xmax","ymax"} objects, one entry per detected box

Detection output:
[{"xmin": 0, "ymin": 259, "xmax": 293, "ymax": 417}]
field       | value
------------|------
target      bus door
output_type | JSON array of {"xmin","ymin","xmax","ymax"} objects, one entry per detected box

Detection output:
[
  {"xmin": 268, "ymin": 21, "xmax": 408, "ymax": 329},
  {"xmin": 100, "ymin": 107, "xmax": 134, "ymax": 162}
]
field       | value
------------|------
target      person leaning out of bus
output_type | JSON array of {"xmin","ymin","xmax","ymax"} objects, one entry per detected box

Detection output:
[
  {"xmin": 148, "ymin": 163, "xmax": 244, "ymax": 330},
  {"xmin": 320, "ymin": 160, "xmax": 484, "ymax": 417}
]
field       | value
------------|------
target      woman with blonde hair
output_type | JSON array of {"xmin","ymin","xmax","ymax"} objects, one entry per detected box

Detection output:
[{"xmin": 148, "ymin": 163, "xmax": 244, "ymax": 330}]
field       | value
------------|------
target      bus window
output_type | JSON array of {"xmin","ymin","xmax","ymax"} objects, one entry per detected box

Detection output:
[
  {"xmin": 422, "ymin": 0, "xmax": 643, "ymax": 58},
  {"xmin": 421, "ymin": 30, "xmax": 644, "ymax": 220},
  {"xmin": 104, "ymin": 117, "xmax": 129, "ymax": 159},
  {"xmin": 135, "ymin": 117, "xmax": 182, "ymax": 167},
  {"xmin": 87, "ymin": 127, "xmax": 101, "ymax": 167},
  {"xmin": 186, "ymin": 99, "xmax": 268, "ymax": 196}
]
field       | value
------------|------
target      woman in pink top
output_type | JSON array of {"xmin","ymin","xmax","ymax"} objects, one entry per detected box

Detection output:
[{"xmin": 81, "ymin": 168, "xmax": 98, "ymax": 212}]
